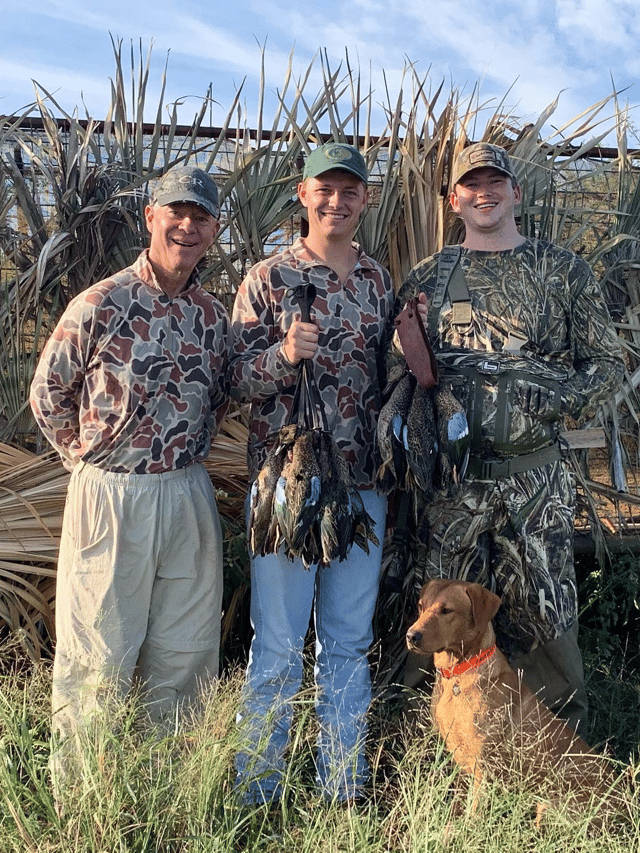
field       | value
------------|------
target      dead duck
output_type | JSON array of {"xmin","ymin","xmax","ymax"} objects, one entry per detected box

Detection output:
[
  {"xmin": 248, "ymin": 424, "xmax": 298, "ymax": 557},
  {"xmin": 433, "ymin": 383, "xmax": 470, "ymax": 489},
  {"xmin": 316, "ymin": 431, "xmax": 352, "ymax": 565},
  {"xmin": 376, "ymin": 372, "xmax": 414, "ymax": 493},
  {"xmin": 315, "ymin": 431, "xmax": 379, "ymax": 566},
  {"xmin": 405, "ymin": 383, "xmax": 439, "ymax": 499},
  {"xmin": 274, "ymin": 429, "xmax": 322, "ymax": 562}
]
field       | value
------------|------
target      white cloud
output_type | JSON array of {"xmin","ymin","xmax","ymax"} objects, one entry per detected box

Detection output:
[
  {"xmin": 556, "ymin": 0, "xmax": 640, "ymax": 50},
  {"xmin": 1, "ymin": 0, "xmax": 637, "ymax": 141},
  {"xmin": 0, "ymin": 57, "xmax": 112, "ymax": 114}
]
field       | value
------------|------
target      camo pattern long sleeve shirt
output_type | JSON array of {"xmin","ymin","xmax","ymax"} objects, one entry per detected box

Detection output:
[
  {"xmin": 30, "ymin": 250, "xmax": 231, "ymax": 473},
  {"xmin": 230, "ymin": 238, "xmax": 395, "ymax": 487},
  {"xmin": 395, "ymin": 238, "xmax": 624, "ymax": 653},
  {"xmin": 396, "ymin": 238, "xmax": 624, "ymax": 456}
]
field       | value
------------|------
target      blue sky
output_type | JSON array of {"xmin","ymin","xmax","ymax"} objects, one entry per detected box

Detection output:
[{"xmin": 2, "ymin": 0, "xmax": 639, "ymax": 143}]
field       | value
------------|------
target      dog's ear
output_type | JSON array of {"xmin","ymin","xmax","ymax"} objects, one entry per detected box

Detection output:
[{"xmin": 466, "ymin": 585, "xmax": 501, "ymax": 629}]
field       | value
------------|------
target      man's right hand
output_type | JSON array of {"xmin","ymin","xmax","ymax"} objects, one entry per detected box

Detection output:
[{"xmin": 282, "ymin": 319, "xmax": 321, "ymax": 365}]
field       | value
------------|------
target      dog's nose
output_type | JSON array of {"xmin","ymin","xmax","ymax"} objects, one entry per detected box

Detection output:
[{"xmin": 406, "ymin": 629, "xmax": 422, "ymax": 649}]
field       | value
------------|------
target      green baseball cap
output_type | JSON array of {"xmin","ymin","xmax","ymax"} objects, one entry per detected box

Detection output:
[
  {"xmin": 303, "ymin": 143, "xmax": 368, "ymax": 184},
  {"xmin": 153, "ymin": 165, "xmax": 220, "ymax": 219},
  {"xmin": 451, "ymin": 142, "xmax": 517, "ymax": 186}
]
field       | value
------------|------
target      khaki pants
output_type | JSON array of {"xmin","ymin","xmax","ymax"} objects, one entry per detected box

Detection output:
[{"xmin": 52, "ymin": 461, "xmax": 223, "ymax": 748}]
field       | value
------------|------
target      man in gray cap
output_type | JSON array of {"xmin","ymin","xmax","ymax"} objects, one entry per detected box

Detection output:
[
  {"xmin": 231, "ymin": 142, "xmax": 394, "ymax": 803},
  {"xmin": 396, "ymin": 141, "xmax": 623, "ymax": 738},
  {"xmin": 31, "ymin": 164, "xmax": 230, "ymax": 781}
]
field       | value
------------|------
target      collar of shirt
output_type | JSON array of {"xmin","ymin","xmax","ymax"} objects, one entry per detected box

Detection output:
[
  {"xmin": 131, "ymin": 249, "xmax": 202, "ymax": 297},
  {"xmin": 287, "ymin": 236, "xmax": 379, "ymax": 277}
]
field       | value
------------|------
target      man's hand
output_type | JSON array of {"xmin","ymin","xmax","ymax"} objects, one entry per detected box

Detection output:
[
  {"xmin": 417, "ymin": 291, "xmax": 429, "ymax": 328},
  {"xmin": 514, "ymin": 379, "xmax": 562, "ymax": 421},
  {"xmin": 282, "ymin": 319, "xmax": 321, "ymax": 365}
]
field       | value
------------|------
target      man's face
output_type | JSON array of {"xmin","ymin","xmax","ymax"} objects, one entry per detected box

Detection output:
[
  {"xmin": 450, "ymin": 167, "xmax": 521, "ymax": 235},
  {"xmin": 145, "ymin": 201, "xmax": 219, "ymax": 278},
  {"xmin": 298, "ymin": 170, "xmax": 368, "ymax": 241}
]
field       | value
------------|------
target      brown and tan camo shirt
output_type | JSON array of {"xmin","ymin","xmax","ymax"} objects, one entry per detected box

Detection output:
[
  {"xmin": 230, "ymin": 238, "xmax": 395, "ymax": 488},
  {"xmin": 30, "ymin": 250, "xmax": 231, "ymax": 473}
]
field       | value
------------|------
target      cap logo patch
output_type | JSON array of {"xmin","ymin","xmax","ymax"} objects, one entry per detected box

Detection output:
[
  {"xmin": 469, "ymin": 149, "xmax": 498, "ymax": 166},
  {"xmin": 325, "ymin": 145, "xmax": 352, "ymax": 162},
  {"xmin": 178, "ymin": 175, "xmax": 205, "ymax": 190}
]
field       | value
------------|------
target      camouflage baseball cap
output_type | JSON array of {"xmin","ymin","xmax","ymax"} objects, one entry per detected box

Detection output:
[
  {"xmin": 451, "ymin": 142, "xmax": 516, "ymax": 186},
  {"xmin": 303, "ymin": 143, "xmax": 368, "ymax": 184},
  {"xmin": 153, "ymin": 165, "xmax": 220, "ymax": 219}
]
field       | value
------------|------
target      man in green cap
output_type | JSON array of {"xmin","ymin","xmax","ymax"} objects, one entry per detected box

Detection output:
[
  {"xmin": 397, "ymin": 141, "xmax": 624, "ymax": 738},
  {"xmin": 231, "ymin": 142, "xmax": 394, "ymax": 803}
]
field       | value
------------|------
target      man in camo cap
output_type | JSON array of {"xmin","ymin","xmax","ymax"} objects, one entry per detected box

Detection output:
[
  {"xmin": 450, "ymin": 140, "xmax": 517, "ymax": 186},
  {"xmin": 31, "ymin": 163, "xmax": 230, "ymax": 787},
  {"xmin": 396, "ymin": 141, "xmax": 624, "ymax": 738},
  {"xmin": 231, "ymin": 142, "xmax": 394, "ymax": 803}
]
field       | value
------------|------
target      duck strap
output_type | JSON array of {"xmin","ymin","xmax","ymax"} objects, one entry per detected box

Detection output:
[
  {"xmin": 428, "ymin": 245, "xmax": 470, "ymax": 338},
  {"xmin": 286, "ymin": 282, "xmax": 329, "ymax": 432},
  {"xmin": 394, "ymin": 298, "xmax": 439, "ymax": 389}
]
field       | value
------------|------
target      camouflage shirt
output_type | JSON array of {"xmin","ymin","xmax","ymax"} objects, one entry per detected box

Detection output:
[
  {"xmin": 30, "ymin": 250, "xmax": 230, "ymax": 473},
  {"xmin": 230, "ymin": 237, "xmax": 395, "ymax": 487},
  {"xmin": 396, "ymin": 238, "xmax": 624, "ymax": 651},
  {"xmin": 398, "ymin": 238, "xmax": 624, "ymax": 454}
]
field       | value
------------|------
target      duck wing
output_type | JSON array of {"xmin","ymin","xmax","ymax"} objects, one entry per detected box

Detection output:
[{"xmin": 405, "ymin": 384, "xmax": 438, "ymax": 497}]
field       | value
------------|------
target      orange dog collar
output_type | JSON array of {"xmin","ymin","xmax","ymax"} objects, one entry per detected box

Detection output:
[{"xmin": 438, "ymin": 644, "xmax": 497, "ymax": 679}]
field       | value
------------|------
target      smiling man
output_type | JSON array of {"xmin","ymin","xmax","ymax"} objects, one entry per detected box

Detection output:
[
  {"xmin": 396, "ymin": 142, "xmax": 623, "ymax": 739},
  {"xmin": 30, "ymin": 165, "xmax": 231, "ymax": 786},
  {"xmin": 230, "ymin": 143, "xmax": 394, "ymax": 804}
]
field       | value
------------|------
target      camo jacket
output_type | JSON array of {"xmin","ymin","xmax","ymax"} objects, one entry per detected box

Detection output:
[
  {"xmin": 397, "ymin": 238, "xmax": 624, "ymax": 454},
  {"xmin": 230, "ymin": 238, "xmax": 395, "ymax": 487},
  {"xmin": 30, "ymin": 250, "xmax": 230, "ymax": 473},
  {"xmin": 396, "ymin": 238, "xmax": 624, "ymax": 651}
]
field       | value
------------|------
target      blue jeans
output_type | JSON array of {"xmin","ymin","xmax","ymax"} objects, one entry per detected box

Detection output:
[{"xmin": 235, "ymin": 489, "xmax": 386, "ymax": 803}]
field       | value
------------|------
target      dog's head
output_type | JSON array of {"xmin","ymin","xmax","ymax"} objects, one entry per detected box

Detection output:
[{"xmin": 405, "ymin": 579, "xmax": 501, "ymax": 658}]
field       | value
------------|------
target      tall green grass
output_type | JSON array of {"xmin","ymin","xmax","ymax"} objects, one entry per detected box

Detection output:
[{"xmin": 0, "ymin": 653, "xmax": 637, "ymax": 852}]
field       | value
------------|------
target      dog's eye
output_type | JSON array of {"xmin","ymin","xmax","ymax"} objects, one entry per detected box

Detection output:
[{"xmin": 440, "ymin": 607, "xmax": 453, "ymax": 615}]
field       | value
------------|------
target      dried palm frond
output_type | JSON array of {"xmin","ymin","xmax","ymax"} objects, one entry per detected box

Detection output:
[
  {"xmin": 209, "ymin": 45, "xmax": 342, "ymax": 289},
  {"xmin": 204, "ymin": 411, "xmax": 250, "ymax": 520},
  {"xmin": 0, "ymin": 445, "xmax": 66, "ymax": 659},
  {"xmin": 0, "ymin": 446, "xmax": 69, "ymax": 563},
  {"xmin": 0, "ymin": 407, "xmax": 250, "ymax": 659},
  {"xmin": 389, "ymin": 69, "xmax": 460, "ymax": 284}
]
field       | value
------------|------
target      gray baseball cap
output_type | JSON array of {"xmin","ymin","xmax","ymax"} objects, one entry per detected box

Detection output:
[
  {"xmin": 451, "ymin": 143, "xmax": 517, "ymax": 186},
  {"xmin": 303, "ymin": 143, "xmax": 368, "ymax": 184},
  {"xmin": 153, "ymin": 165, "xmax": 220, "ymax": 219}
]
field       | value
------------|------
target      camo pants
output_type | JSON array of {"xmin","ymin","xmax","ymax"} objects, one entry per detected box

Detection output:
[
  {"xmin": 420, "ymin": 459, "xmax": 577, "ymax": 657},
  {"xmin": 408, "ymin": 458, "xmax": 587, "ymax": 734}
]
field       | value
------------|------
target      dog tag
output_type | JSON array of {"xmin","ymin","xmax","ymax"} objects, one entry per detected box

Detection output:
[
  {"xmin": 452, "ymin": 301, "xmax": 472, "ymax": 325},
  {"xmin": 452, "ymin": 683, "xmax": 461, "ymax": 696}
]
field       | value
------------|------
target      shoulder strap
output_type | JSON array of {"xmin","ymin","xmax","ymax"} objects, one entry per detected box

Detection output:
[{"xmin": 429, "ymin": 245, "xmax": 467, "ymax": 338}]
